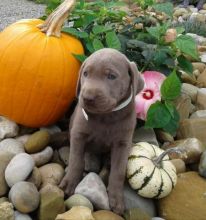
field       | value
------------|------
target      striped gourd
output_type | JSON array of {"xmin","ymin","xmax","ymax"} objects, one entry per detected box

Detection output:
[{"xmin": 127, "ymin": 142, "xmax": 177, "ymax": 199}]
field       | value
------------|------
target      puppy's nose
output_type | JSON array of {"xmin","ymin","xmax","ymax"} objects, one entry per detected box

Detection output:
[{"xmin": 83, "ymin": 95, "xmax": 96, "ymax": 105}]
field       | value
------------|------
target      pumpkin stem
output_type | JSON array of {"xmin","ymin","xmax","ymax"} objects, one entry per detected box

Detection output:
[
  {"xmin": 153, "ymin": 147, "xmax": 183, "ymax": 167},
  {"xmin": 38, "ymin": 0, "xmax": 76, "ymax": 37}
]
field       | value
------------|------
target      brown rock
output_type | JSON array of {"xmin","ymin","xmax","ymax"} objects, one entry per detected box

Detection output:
[
  {"xmin": 170, "ymin": 159, "xmax": 186, "ymax": 174},
  {"xmin": 158, "ymin": 172, "xmax": 206, "ymax": 220},
  {"xmin": 155, "ymin": 130, "xmax": 174, "ymax": 143},
  {"xmin": 93, "ymin": 210, "xmax": 124, "ymax": 220},
  {"xmin": 196, "ymin": 88, "xmax": 206, "ymax": 109},
  {"xmin": 197, "ymin": 69, "xmax": 206, "ymax": 87},
  {"xmin": 192, "ymin": 62, "xmax": 206, "ymax": 73},
  {"xmin": 181, "ymin": 83, "xmax": 198, "ymax": 103},
  {"xmin": 174, "ymin": 94, "xmax": 193, "ymax": 121},
  {"xmin": 163, "ymin": 138, "xmax": 205, "ymax": 164},
  {"xmin": 27, "ymin": 167, "xmax": 42, "ymax": 189},
  {"xmin": 55, "ymin": 206, "xmax": 94, "ymax": 220},
  {"xmin": 177, "ymin": 118, "xmax": 206, "ymax": 144},
  {"xmin": 190, "ymin": 110, "xmax": 206, "ymax": 119}
]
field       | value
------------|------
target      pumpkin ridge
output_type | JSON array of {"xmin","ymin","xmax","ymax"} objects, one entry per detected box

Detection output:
[
  {"xmin": 127, "ymin": 166, "xmax": 143, "ymax": 180},
  {"xmin": 154, "ymin": 172, "xmax": 164, "ymax": 198},
  {"xmin": 136, "ymin": 166, "xmax": 156, "ymax": 192},
  {"xmin": 150, "ymin": 144, "xmax": 157, "ymax": 156},
  {"xmin": 128, "ymin": 155, "xmax": 151, "ymax": 160},
  {"xmin": 9, "ymin": 33, "xmax": 41, "ymax": 118},
  {"xmin": 21, "ymin": 34, "xmax": 49, "ymax": 124},
  {"xmin": 161, "ymin": 166, "xmax": 175, "ymax": 188}
]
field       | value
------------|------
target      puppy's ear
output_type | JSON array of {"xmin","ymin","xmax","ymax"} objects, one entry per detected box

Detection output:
[
  {"xmin": 76, "ymin": 61, "xmax": 86, "ymax": 98},
  {"xmin": 129, "ymin": 61, "xmax": 144, "ymax": 95}
]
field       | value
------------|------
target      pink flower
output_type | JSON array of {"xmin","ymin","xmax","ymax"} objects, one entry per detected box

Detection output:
[{"xmin": 135, "ymin": 71, "xmax": 166, "ymax": 120}]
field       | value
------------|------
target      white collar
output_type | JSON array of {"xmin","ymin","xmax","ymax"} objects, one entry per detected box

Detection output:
[{"xmin": 82, "ymin": 87, "xmax": 133, "ymax": 121}]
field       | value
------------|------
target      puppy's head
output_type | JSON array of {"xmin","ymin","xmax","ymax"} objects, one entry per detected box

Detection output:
[{"xmin": 76, "ymin": 48, "xmax": 144, "ymax": 113}]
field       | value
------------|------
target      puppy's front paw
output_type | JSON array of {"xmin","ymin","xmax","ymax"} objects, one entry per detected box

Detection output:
[
  {"xmin": 108, "ymin": 191, "xmax": 125, "ymax": 215},
  {"xmin": 59, "ymin": 175, "xmax": 77, "ymax": 196}
]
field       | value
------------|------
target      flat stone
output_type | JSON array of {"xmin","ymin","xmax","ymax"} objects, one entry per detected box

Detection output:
[
  {"xmin": 0, "ymin": 202, "xmax": 14, "ymax": 220},
  {"xmin": 75, "ymin": 172, "xmax": 110, "ymax": 210},
  {"xmin": 190, "ymin": 110, "xmax": 206, "ymax": 118},
  {"xmin": 31, "ymin": 146, "xmax": 53, "ymax": 167},
  {"xmin": 55, "ymin": 206, "xmax": 94, "ymax": 220},
  {"xmin": 5, "ymin": 153, "xmax": 34, "ymax": 187},
  {"xmin": 158, "ymin": 172, "xmax": 206, "ymax": 220},
  {"xmin": 163, "ymin": 138, "xmax": 205, "ymax": 164},
  {"xmin": 124, "ymin": 184, "xmax": 156, "ymax": 217},
  {"xmin": 93, "ymin": 210, "xmax": 124, "ymax": 220},
  {"xmin": 39, "ymin": 184, "xmax": 65, "ymax": 220},
  {"xmin": 0, "ymin": 138, "xmax": 24, "ymax": 155},
  {"xmin": 199, "ymin": 150, "xmax": 206, "ymax": 177},
  {"xmin": 9, "ymin": 181, "xmax": 39, "ymax": 213},
  {"xmin": 177, "ymin": 118, "xmax": 206, "ymax": 144},
  {"xmin": 25, "ymin": 130, "xmax": 50, "ymax": 154},
  {"xmin": 14, "ymin": 211, "xmax": 32, "ymax": 220},
  {"xmin": 65, "ymin": 194, "xmax": 94, "ymax": 211},
  {"xmin": 133, "ymin": 127, "xmax": 158, "ymax": 146},
  {"xmin": 39, "ymin": 163, "xmax": 64, "ymax": 188},
  {"xmin": 0, "ymin": 151, "xmax": 14, "ymax": 196},
  {"xmin": 0, "ymin": 116, "xmax": 18, "ymax": 140}
]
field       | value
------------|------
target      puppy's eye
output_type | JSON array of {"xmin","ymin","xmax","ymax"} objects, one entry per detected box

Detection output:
[
  {"xmin": 83, "ymin": 71, "xmax": 88, "ymax": 77},
  {"xmin": 107, "ymin": 73, "xmax": 116, "ymax": 80}
]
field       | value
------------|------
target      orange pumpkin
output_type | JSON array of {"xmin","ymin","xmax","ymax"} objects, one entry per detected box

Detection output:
[{"xmin": 0, "ymin": 0, "xmax": 83, "ymax": 127}]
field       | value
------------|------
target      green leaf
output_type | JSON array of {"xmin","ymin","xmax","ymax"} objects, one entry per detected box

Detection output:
[
  {"xmin": 85, "ymin": 42, "xmax": 95, "ymax": 53},
  {"xmin": 177, "ymin": 55, "xmax": 193, "ymax": 75},
  {"xmin": 165, "ymin": 101, "xmax": 175, "ymax": 118},
  {"xmin": 92, "ymin": 25, "xmax": 112, "ymax": 35},
  {"xmin": 106, "ymin": 31, "xmax": 121, "ymax": 50},
  {"xmin": 163, "ymin": 108, "xmax": 180, "ymax": 136},
  {"xmin": 161, "ymin": 71, "xmax": 181, "ymax": 101},
  {"xmin": 145, "ymin": 101, "xmax": 171, "ymax": 128},
  {"xmin": 153, "ymin": 2, "xmax": 173, "ymax": 17},
  {"xmin": 92, "ymin": 39, "xmax": 104, "ymax": 51},
  {"xmin": 174, "ymin": 35, "xmax": 199, "ymax": 60},
  {"xmin": 62, "ymin": 27, "xmax": 89, "ymax": 39},
  {"xmin": 73, "ymin": 54, "xmax": 87, "ymax": 63},
  {"xmin": 146, "ymin": 26, "xmax": 161, "ymax": 40},
  {"xmin": 175, "ymin": 27, "xmax": 185, "ymax": 35}
]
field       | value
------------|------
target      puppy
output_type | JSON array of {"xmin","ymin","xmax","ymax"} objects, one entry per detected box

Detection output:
[{"xmin": 59, "ymin": 48, "xmax": 144, "ymax": 214}]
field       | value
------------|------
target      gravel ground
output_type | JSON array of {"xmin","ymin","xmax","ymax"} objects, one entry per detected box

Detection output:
[{"xmin": 0, "ymin": 0, "xmax": 46, "ymax": 31}]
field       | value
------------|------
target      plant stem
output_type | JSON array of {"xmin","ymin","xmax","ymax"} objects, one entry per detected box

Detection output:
[{"xmin": 38, "ymin": 0, "xmax": 76, "ymax": 37}]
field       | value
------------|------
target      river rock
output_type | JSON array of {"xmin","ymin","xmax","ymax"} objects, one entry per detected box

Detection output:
[
  {"xmin": 181, "ymin": 83, "xmax": 198, "ymax": 103},
  {"xmin": 39, "ymin": 184, "xmax": 65, "ymax": 220},
  {"xmin": 25, "ymin": 130, "xmax": 50, "ymax": 153},
  {"xmin": 40, "ymin": 125, "xmax": 61, "ymax": 135},
  {"xmin": 39, "ymin": 163, "xmax": 64, "ymax": 188},
  {"xmin": 0, "ymin": 116, "xmax": 18, "ymax": 140},
  {"xmin": 190, "ymin": 110, "xmax": 206, "ymax": 118},
  {"xmin": 192, "ymin": 62, "xmax": 206, "ymax": 73},
  {"xmin": 155, "ymin": 130, "xmax": 174, "ymax": 143},
  {"xmin": 151, "ymin": 218, "xmax": 165, "ymax": 220},
  {"xmin": 31, "ymin": 146, "xmax": 53, "ymax": 167},
  {"xmin": 177, "ymin": 118, "xmax": 206, "ymax": 144},
  {"xmin": 9, "ymin": 181, "xmax": 39, "ymax": 213},
  {"xmin": 198, "ymin": 150, "xmax": 206, "ymax": 177},
  {"xmin": 0, "ymin": 202, "xmax": 14, "ymax": 220},
  {"xmin": 196, "ymin": 88, "xmax": 206, "ymax": 109},
  {"xmin": 133, "ymin": 127, "xmax": 158, "ymax": 146},
  {"xmin": 55, "ymin": 206, "xmax": 94, "ymax": 220},
  {"xmin": 5, "ymin": 153, "xmax": 34, "ymax": 187},
  {"xmin": 174, "ymin": 8, "xmax": 188, "ymax": 17},
  {"xmin": 187, "ymin": 33, "xmax": 206, "ymax": 46},
  {"xmin": 170, "ymin": 159, "xmax": 186, "ymax": 174},
  {"xmin": 58, "ymin": 146, "xmax": 70, "ymax": 166},
  {"xmin": 158, "ymin": 172, "xmax": 206, "ymax": 220},
  {"xmin": 174, "ymin": 94, "xmax": 193, "ymax": 121},
  {"xmin": 15, "ymin": 135, "xmax": 31, "ymax": 145},
  {"xmin": 93, "ymin": 210, "xmax": 124, "ymax": 220},
  {"xmin": 124, "ymin": 184, "xmax": 156, "ymax": 217},
  {"xmin": 197, "ymin": 69, "xmax": 206, "ymax": 87},
  {"xmin": 14, "ymin": 211, "xmax": 32, "ymax": 220},
  {"xmin": 0, "ymin": 138, "xmax": 24, "ymax": 155},
  {"xmin": 65, "ymin": 194, "xmax": 94, "ymax": 211},
  {"xmin": 0, "ymin": 152, "xmax": 14, "ymax": 196},
  {"xmin": 75, "ymin": 172, "xmax": 110, "ymax": 210},
  {"xmin": 124, "ymin": 207, "xmax": 151, "ymax": 220},
  {"xmin": 0, "ymin": 197, "xmax": 9, "ymax": 204},
  {"xmin": 51, "ymin": 150, "xmax": 65, "ymax": 166},
  {"xmin": 163, "ymin": 138, "xmax": 205, "ymax": 164},
  {"xmin": 27, "ymin": 167, "xmax": 42, "ymax": 189}
]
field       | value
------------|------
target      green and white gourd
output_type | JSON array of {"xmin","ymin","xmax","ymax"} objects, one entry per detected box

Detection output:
[{"xmin": 127, "ymin": 142, "xmax": 177, "ymax": 199}]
